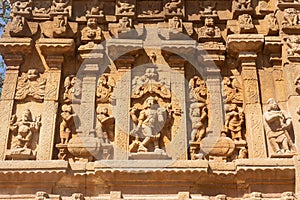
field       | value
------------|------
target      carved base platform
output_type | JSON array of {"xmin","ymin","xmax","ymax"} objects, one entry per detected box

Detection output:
[
  {"xmin": 287, "ymin": 55, "xmax": 300, "ymax": 62},
  {"xmin": 5, "ymin": 148, "xmax": 36, "ymax": 160},
  {"xmin": 282, "ymin": 26, "xmax": 300, "ymax": 34},
  {"xmin": 270, "ymin": 153, "xmax": 294, "ymax": 158},
  {"xmin": 129, "ymin": 152, "xmax": 172, "ymax": 160}
]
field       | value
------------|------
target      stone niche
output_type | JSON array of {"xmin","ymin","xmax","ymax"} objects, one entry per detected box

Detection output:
[{"xmin": 0, "ymin": 0, "xmax": 299, "ymax": 199}]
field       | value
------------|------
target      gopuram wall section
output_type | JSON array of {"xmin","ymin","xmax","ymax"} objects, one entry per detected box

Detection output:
[{"xmin": 0, "ymin": 0, "xmax": 300, "ymax": 199}]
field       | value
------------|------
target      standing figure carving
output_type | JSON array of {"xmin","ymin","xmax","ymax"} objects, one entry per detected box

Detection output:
[
  {"xmin": 263, "ymin": 99, "xmax": 295, "ymax": 155},
  {"xmin": 224, "ymin": 104, "xmax": 245, "ymax": 142},
  {"xmin": 96, "ymin": 107, "xmax": 115, "ymax": 144},
  {"xmin": 15, "ymin": 69, "xmax": 46, "ymax": 101},
  {"xmin": 282, "ymin": 8, "xmax": 300, "ymax": 27},
  {"xmin": 60, "ymin": 105, "xmax": 75, "ymax": 144},
  {"xmin": 190, "ymin": 103, "xmax": 208, "ymax": 142},
  {"xmin": 130, "ymin": 97, "xmax": 167, "ymax": 152}
]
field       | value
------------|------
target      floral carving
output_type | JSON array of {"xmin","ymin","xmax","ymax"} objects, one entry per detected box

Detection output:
[{"xmin": 15, "ymin": 69, "xmax": 46, "ymax": 102}]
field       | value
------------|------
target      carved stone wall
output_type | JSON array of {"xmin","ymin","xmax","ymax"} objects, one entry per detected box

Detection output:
[{"xmin": 0, "ymin": 0, "xmax": 299, "ymax": 198}]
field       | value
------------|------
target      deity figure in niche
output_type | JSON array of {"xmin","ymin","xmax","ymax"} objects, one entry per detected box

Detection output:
[
  {"xmin": 60, "ymin": 104, "xmax": 76, "ymax": 144},
  {"xmin": 165, "ymin": 0, "xmax": 182, "ymax": 14},
  {"xmin": 190, "ymin": 102, "xmax": 208, "ymax": 142},
  {"xmin": 224, "ymin": 104, "xmax": 245, "ymax": 142},
  {"xmin": 52, "ymin": 0, "xmax": 69, "ymax": 13},
  {"xmin": 96, "ymin": 107, "xmax": 115, "ymax": 144},
  {"xmin": 263, "ymin": 98, "xmax": 295, "ymax": 154},
  {"xmin": 130, "ymin": 97, "xmax": 167, "ymax": 152},
  {"xmin": 53, "ymin": 15, "xmax": 67, "ymax": 36},
  {"xmin": 9, "ymin": 109, "xmax": 41, "ymax": 150},
  {"xmin": 15, "ymin": 69, "xmax": 46, "ymax": 101},
  {"xmin": 238, "ymin": 14, "xmax": 254, "ymax": 32},
  {"xmin": 169, "ymin": 16, "xmax": 182, "ymax": 31},
  {"xmin": 189, "ymin": 76, "xmax": 207, "ymax": 103}
]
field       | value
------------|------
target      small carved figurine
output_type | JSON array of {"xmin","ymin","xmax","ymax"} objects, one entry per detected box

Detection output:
[
  {"xmin": 53, "ymin": 15, "xmax": 67, "ymax": 36},
  {"xmin": 81, "ymin": 17, "xmax": 102, "ymax": 41},
  {"xmin": 116, "ymin": 0, "xmax": 135, "ymax": 14},
  {"xmin": 60, "ymin": 105, "xmax": 75, "ymax": 144},
  {"xmin": 238, "ymin": 14, "xmax": 254, "ymax": 32},
  {"xmin": 130, "ymin": 97, "xmax": 167, "ymax": 152},
  {"xmin": 224, "ymin": 104, "xmax": 244, "ymax": 142},
  {"xmin": 9, "ymin": 109, "xmax": 41, "ymax": 150},
  {"xmin": 165, "ymin": 0, "xmax": 182, "ymax": 14},
  {"xmin": 63, "ymin": 75, "xmax": 81, "ymax": 102},
  {"xmin": 286, "ymin": 36, "xmax": 300, "ymax": 57},
  {"xmin": 223, "ymin": 76, "xmax": 243, "ymax": 103},
  {"xmin": 282, "ymin": 8, "xmax": 300, "ymax": 27},
  {"xmin": 96, "ymin": 107, "xmax": 115, "ymax": 143},
  {"xmin": 169, "ymin": 16, "xmax": 182, "ymax": 31},
  {"xmin": 12, "ymin": 0, "xmax": 32, "ymax": 13},
  {"xmin": 234, "ymin": 0, "xmax": 251, "ymax": 10},
  {"xmin": 9, "ymin": 15, "xmax": 25, "ymax": 36},
  {"xmin": 118, "ymin": 16, "xmax": 132, "ymax": 33},
  {"xmin": 15, "ymin": 69, "xmax": 46, "ymax": 101},
  {"xmin": 190, "ymin": 103, "xmax": 208, "ymax": 142},
  {"xmin": 263, "ymin": 98, "xmax": 295, "ymax": 154},
  {"xmin": 265, "ymin": 13, "xmax": 279, "ymax": 35},
  {"xmin": 86, "ymin": 0, "xmax": 104, "ymax": 16},
  {"xmin": 96, "ymin": 75, "xmax": 116, "ymax": 103},
  {"xmin": 52, "ymin": 0, "xmax": 69, "ymax": 13},
  {"xmin": 198, "ymin": 17, "xmax": 220, "ymax": 38},
  {"xmin": 189, "ymin": 76, "xmax": 207, "ymax": 103},
  {"xmin": 199, "ymin": 1, "xmax": 217, "ymax": 16}
]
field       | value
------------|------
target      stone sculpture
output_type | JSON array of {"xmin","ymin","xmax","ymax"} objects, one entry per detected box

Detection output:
[
  {"xmin": 52, "ymin": 0, "xmax": 69, "ymax": 13},
  {"xmin": 189, "ymin": 102, "xmax": 208, "ymax": 142},
  {"xmin": 238, "ymin": 14, "xmax": 255, "ymax": 33},
  {"xmin": 116, "ymin": 0, "xmax": 135, "ymax": 15},
  {"xmin": 130, "ymin": 96, "xmax": 167, "ymax": 153},
  {"xmin": 234, "ymin": 0, "xmax": 251, "ymax": 10},
  {"xmin": 263, "ymin": 98, "xmax": 295, "ymax": 155},
  {"xmin": 15, "ymin": 69, "xmax": 46, "ymax": 102},
  {"xmin": 294, "ymin": 73, "xmax": 300, "ymax": 94},
  {"xmin": 189, "ymin": 76, "xmax": 207, "ymax": 103},
  {"xmin": 63, "ymin": 75, "xmax": 81, "ymax": 103},
  {"xmin": 198, "ymin": 17, "xmax": 221, "ymax": 39},
  {"xmin": 81, "ymin": 17, "xmax": 102, "ymax": 42},
  {"xmin": 224, "ymin": 104, "xmax": 245, "ymax": 142},
  {"xmin": 96, "ymin": 75, "xmax": 116, "ymax": 103},
  {"xmin": 9, "ymin": 109, "xmax": 41, "ymax": 159},
  {"xmin": 96, "ymin": 107, "xmax": 115, "ymax": 143},
  {"xmin": 60, "ymin": 105, "xmax": 75, "ymax": 144},
  {"xmin": 164, "ymin": 0, "xmax": 182, "ymax": 14}
]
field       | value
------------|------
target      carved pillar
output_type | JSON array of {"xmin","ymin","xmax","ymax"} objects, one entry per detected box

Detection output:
[
  {"xmin": 168, "ymin": 55, "xmax": 188, "ymax": 160},
  {"xmin": 0, "ymin": 38, "xmax": 32, "ymax": 160},
  {"xmin": 227, "ymin": 34, "xmax": 267, "ymax": 158},
  {"xmin": 114, "ymin": 57, "xmax": 133, "ymax": 160},
  {"xmin": 37, "ymin": 56, "xmax": 63, "ymax": 160},
  {"xmin": 0, "ymin": 55, "xmax": 23, "ymax": 160},
  {"xmin": 107, "ymin": 39, "xmax": 142, "ymax": 160},
  {"xmin": 37, "ymin": 38, "xmax": 75, "ymax": 160}
]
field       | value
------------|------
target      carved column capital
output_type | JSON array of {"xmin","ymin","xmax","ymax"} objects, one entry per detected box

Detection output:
[
  {"xmin": 1, "ymin": 54, "xmax": 23, "ymax": 70},
  {"xmin": 46, "ymin": 55, "xmax": 64, "ymax": 70},
  {"xmin": 264, "ymin": 36, "xmax": 282, "ymax": 67}
]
